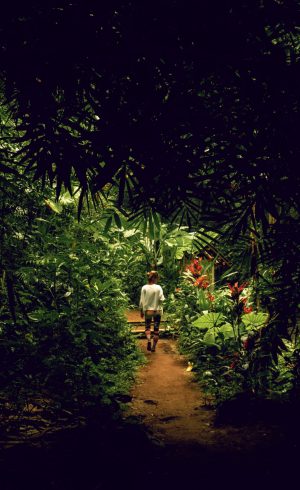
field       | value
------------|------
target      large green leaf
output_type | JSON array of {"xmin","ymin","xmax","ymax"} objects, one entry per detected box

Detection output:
[
  {"xmin": 152, "ymin": 211, "xmax": 161, "ymax": 231},
  {"xmin": 192, "ymin": 312, "xmax": 226, "ymax": 329},
  {"xmin": 242, "ymin": 312, "xmax": 269, "ymax": 330},
  {"xmin": 148, "ymin": 213, "xmax": 154, "ymax": 240},
  {"xmin": 103, "ymin": 216, "xmax": 113, "ymax": 234},
  {"xmin": 114, "ymin": 212, "xmax": 122, "ymax": 229},
  {"xmin": 123, "ymin": 229, "xmax": 137, "ymax": 238},
  {"xmin": 203, "ymin": 329, "xmax": 218, "ymax": 346},
  {"xmin": 175, "ymin": 247, "xmax": 186, "ymax": 259},
  {"xmin": 45, "ymin": 199, "xmax": 62, "ymax": 214},
  {"xmin": 218, "ymin": 323, "xmax": 235, "ymax": 339}
]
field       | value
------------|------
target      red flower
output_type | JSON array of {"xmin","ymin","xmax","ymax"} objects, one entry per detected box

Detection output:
[
  {"xmin": 207, "ymin": 293, "xmax": 215, "ymax": 302},
  {"xmin": 227, "ymin": 281, "xmax": 248, "ymax": 298},
  {"xmin": 194, "ymin": 275, "xmax": 209, "ymax": 289},
  {"xmin": 186, "ymin": 258, "xmax": 203, "ymax": 277},
  {"xmin": 243, "ymin": 306, "xmax": 253, "ymax": 314}
]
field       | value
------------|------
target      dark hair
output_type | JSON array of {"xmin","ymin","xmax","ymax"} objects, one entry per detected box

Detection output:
[{"xmin": 147, "ymin": 270, "xmax": 158, "ymax": 282}]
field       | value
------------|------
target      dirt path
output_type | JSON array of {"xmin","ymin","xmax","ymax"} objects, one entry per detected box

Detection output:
[
  {"xmin": 127, "ymin": 339, "xmax": 216, "ymax": 444},
  {"xmin": 127, "ymin": 339, "xmax": 283, "ymax": 449},
  {"xmin": 0, "ymin": 339, "xmax": 298, "ymax": 490},
  {"xmin": 122, "ymin": 339, "xmax": 300, "ymax": 489},
  {"xmin": 125, "ymin": 308, "xmax": 142, "ymax": 323}
]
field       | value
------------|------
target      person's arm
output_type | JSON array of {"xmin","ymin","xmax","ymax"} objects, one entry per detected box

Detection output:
[
  {"xmin": 159, "ymin": 286, "xmax": 165, "ymax": 304},
  {"xmin": 139, "ymin": 287, "xmax": 145, "ymax": 318},
  {"xmin": 158, "ymin": 286, "xmax": 165, "ymax": 315}
]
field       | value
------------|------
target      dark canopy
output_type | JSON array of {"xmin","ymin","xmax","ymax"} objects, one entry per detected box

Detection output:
[{"xmin": 1, "ymin": 0, "xmax": 300, "ymax": 220}]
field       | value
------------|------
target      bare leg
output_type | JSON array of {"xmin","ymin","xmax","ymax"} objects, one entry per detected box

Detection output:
[
  {"xmin": 145, "ymin": 315, "xmax": 152, "ymax": 350},
  {"xmin": 152, "ymin": 331, "xmax": 159, "ymax": 351},
  {"xmin": 152, "ymin": 315, "xmax": 161, "ymax": 351}
]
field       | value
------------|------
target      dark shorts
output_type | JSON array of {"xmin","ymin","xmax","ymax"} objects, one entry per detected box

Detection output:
[{"xmin": 145, "ymin": 311, "xmax": 161, "ymax": 332}]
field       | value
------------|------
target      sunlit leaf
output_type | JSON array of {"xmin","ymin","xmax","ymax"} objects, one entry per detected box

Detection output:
[
  {"xmin": 242, "ymin": 312, "xmax": 269, "ymax": 330},
  {"xmin": 192, "ymin": 312, "xmax": 226, "ymax": 329}
]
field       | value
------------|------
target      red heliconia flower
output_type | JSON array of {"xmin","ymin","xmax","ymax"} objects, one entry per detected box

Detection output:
[
  {"xmin": 186, "ymin": 258, "xmax": 203, "ymax": 277},
  {"xmin": 227, "ymin": 281, "xmax": 248, "ymax": 298},
  {"xmin": 193, "ymin": 275, "xmax": 209, "ymax": 289},
  {"xmin": 243, "ymin": 306, "xmax": 253, "ymax": 314}
]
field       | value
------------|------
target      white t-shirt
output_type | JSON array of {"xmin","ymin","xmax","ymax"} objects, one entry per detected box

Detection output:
[{"xmin": 139, "ymin": 284, "xmax": 165, "ymax": 313}]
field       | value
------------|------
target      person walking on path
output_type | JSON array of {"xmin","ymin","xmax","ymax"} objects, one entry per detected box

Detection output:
[{"xmin": 139, "ymin": 271, "xmax": 165, "ymax": 352}]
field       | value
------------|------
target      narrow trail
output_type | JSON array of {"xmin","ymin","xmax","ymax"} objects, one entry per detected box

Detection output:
[
  {"xmin": 0, "ymin": 337, "xmax": 298, "ymax": 490},
  {"xmin": 127, "ymin": 339, "xmax": 272, "ymax": 449},
  {"xmin": 123, "ymin": 338, "xmax": 297, "ymax": 490},
  {"xmin": 128, "ymin": 339, "xmax": 215, "ymax": 445}
]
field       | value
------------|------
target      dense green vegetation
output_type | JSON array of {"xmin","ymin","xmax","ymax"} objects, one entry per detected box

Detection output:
[
  {"xmin": 168, "ymin": 258, "xmax": 300, "ymax": 405},
  {"xmin": 0, "ymin": 148, "xmax": 205, "ymax": 427},
  {"xmin": 1, "ymin": 0, "xmax": 300, "ymax": 436},
  {"xmin": 0, "ymin": 172, "xmax": 143, "ymax": 422}
]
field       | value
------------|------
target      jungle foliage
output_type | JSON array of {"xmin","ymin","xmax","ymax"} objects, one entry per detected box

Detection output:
[
  {"xmin": 0, "ymin": 1, "xmax": 299, "ymax": 219},
  {"xmin": 168, "ymin": 259, "xmax": 300, "ymax": 406},
  {"xmin": 1, "ymin": 0, "xmax": 300, "ymax": 427},
  {"xmin": 1, "ymin": 1, "xmax": 300, "ymax": 339},
  {"xmin": 0, "ymin": 169, "xmax": 145, "ymax": 428},
  {"xmin": 0, "ymin": 146, "xmax": 203, "ymax": 428}
]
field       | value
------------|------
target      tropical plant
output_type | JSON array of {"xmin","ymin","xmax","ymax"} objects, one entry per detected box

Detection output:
[
  {"xmin": 0, "ymin": 170, "xmax": 142, "ymax": 426},
  {"xmin": 1, "ymin": 0, "xmax": 300, "ymax": 415}
]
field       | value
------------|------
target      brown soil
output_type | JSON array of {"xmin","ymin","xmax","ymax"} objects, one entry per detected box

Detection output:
[
  {"xmin": 121, "ymin": 339, "xmax": 299, "ymax": 490},
  {"xmin": 125, "ymin": 308, "xmax": 142, "ymax": 323},
  {"xmin": 0, "ymin": 338, "xmax": 298, "ymax": 490},
  {"xmin": 126, "ymin": 339, "xmax": 277, "ymax": 450}
]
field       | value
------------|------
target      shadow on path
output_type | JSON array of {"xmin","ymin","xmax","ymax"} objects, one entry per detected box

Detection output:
[{"xmin": 0, "ymin": 339, "xmax": 299, "ymax": 490}]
